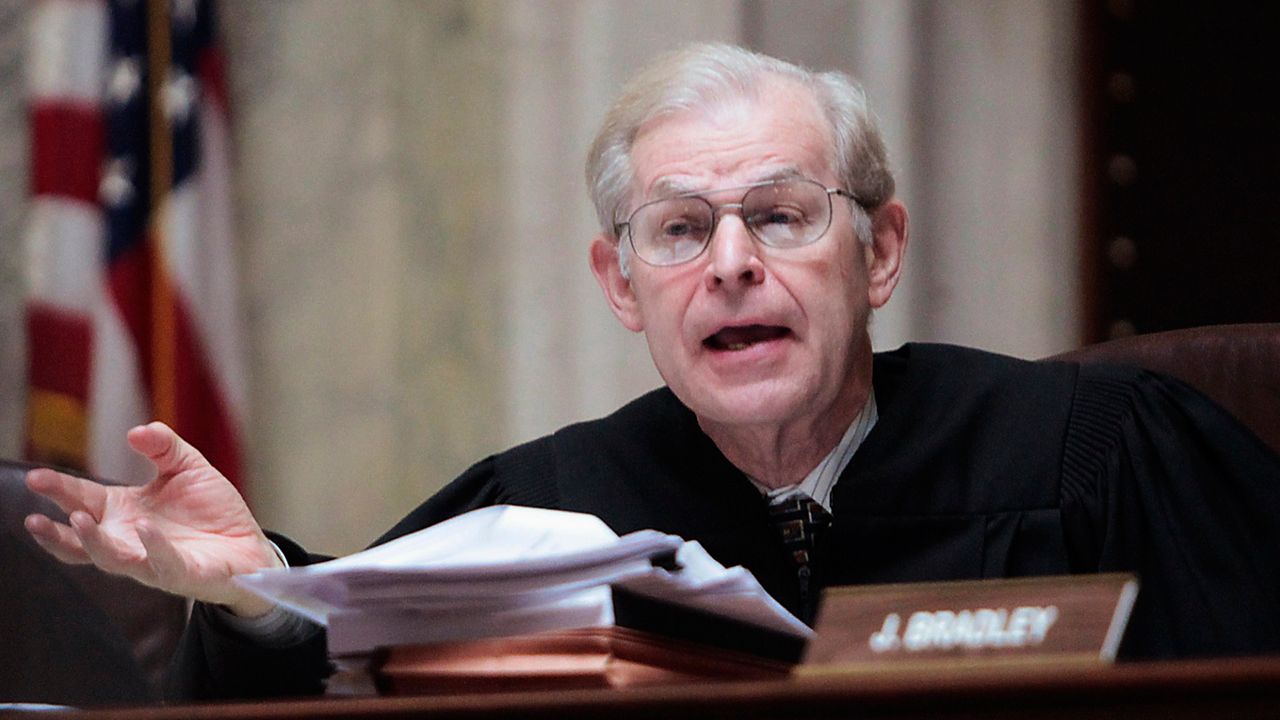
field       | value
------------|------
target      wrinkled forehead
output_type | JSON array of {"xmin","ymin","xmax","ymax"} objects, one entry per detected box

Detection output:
[{"xmin": 627, "ymin": 78, "xmax": 836, "ymax": 205}]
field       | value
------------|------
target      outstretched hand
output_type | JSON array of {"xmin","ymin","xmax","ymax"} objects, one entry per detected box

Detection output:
[{"xmin": 24, "ymin": 422, "xmax": 281, "ymax": 617}]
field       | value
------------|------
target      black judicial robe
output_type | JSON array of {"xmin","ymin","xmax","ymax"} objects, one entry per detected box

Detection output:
[{"xmin": 169, "ymin": 344, "xmax": 1280, "ymax": 699}]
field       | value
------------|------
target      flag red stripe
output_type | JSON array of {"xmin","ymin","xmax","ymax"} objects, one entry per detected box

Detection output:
[
  {"xmin": 106, "ymin": 232, "xmax": 243, "ymax": 491},
  {"xmin": 31, "ymin": 102, "xmax": 104, "ymax": 204},
  {"xmin": 197, "ymin": 46, "xmax": 230, "ymax": 115},
  {"xmin": 106, "ymin": 238, "xmax": 153, "ymax": 388},
  {"xmin": 172, "ymin": 295, "xmax": 244, "ymax": 491},
  {"xmin": 25, "ymin": 303, "xmax": 93, "ymax": 400}
]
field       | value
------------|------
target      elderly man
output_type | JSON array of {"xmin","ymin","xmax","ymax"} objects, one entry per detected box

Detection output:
[{"xmin": 24, "ymin": 44, "xmax": 1280, "ymax": 698}]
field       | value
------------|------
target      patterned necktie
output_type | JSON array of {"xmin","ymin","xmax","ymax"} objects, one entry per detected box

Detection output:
[{"xmin": 767, "ymin": 493, "xmax": 832, "ymax": 624}]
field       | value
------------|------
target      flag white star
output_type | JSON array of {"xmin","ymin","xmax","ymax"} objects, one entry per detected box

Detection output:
[
  {"xmin": 172, "ymin": 0, "xmax": 199, "ymax": 29},
  {"xmin": 100, "ymin": 157, "xmax": 136, "ymax": 208},
  {"xmin": 164, "ymin": 71, "xmax": 198, "ymax": 122},
  {"xmin": 106, "ymin": 57, "xmax": 142, "ymax": 105}
]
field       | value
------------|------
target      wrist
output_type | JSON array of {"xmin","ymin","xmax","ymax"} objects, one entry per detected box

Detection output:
[
  {"xmin": 223, "ymin": 538, "xmax": 287, "ymax": 617},
  {"xmin": 224, "ymin": 592, "xmax": 276, "ymax": 619}
]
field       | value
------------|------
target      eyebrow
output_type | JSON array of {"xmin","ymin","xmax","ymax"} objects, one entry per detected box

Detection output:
[{"xmin": 648, "ymin": 166, "xmax": 806, "ymax": 200}]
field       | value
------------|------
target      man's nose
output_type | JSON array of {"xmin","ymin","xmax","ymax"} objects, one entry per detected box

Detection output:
[{"xmin": 704, "ymin": 210, "xmax": 765, "ymax": 291}]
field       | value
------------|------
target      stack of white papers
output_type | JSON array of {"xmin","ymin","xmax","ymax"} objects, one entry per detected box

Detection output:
[{"xmin": 235, "ymin": 506, "xmax": 812, "ymax": 656}]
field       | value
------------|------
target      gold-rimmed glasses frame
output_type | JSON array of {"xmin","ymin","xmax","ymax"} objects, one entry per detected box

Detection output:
[{"xmin": 613, "ymin": 177, "xmax": 861, "ymax": 267}]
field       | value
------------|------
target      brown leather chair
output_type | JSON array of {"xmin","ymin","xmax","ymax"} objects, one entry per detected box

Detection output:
[
  {"xmin": 1049, "ymin": 323, "xmax": 1280, "ymax": 456},
  {"xmin": 0, "ymin": 460, "xmax": 188, "ymax": 707}
]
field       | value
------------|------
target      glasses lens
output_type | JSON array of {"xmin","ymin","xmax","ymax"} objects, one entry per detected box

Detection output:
[
  {"xmin": 743, "ymin": 180, "xmax": 831, "ymax": 248},
  {"xmin": 630, "ymin": 196, "xmax": 712, "ymax": 265}
]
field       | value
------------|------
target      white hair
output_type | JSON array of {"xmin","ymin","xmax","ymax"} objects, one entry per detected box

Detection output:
[{"xmin": 585, "ymin": 43, "xmax": 894, "ymax": 274}]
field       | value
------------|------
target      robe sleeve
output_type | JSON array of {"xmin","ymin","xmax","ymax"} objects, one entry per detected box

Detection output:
[
  {"xmin": 1061, "ymin": 363, "xmax": 1280, "ymax": 659},
  {"xmin": 165, "ymin": 455, "xmax": 507, "ymax": 700}
]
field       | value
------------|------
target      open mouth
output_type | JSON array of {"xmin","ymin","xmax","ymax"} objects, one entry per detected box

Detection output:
[{"xmin": 703, "ymin": 324, "xmax": 792, "ymax": 352}]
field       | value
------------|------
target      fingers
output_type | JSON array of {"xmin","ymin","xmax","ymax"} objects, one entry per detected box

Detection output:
[
  {"xmin": 24, "ymin": 513, "xmax": 92, "ymax": 565},
  {"xmin": 69, "ymin": 510, "xmax": 148, "ymax": 579},
  {"xmin": 25, "ymin": 467, "xmax": 109, "ymax": 520},
  {"xmin": 127, "ymin": 422, "xmax": 210, "ymax": 482},
  {"xmin": 27, "ymin": 509, "xmax": 155, "ymax": 588}
]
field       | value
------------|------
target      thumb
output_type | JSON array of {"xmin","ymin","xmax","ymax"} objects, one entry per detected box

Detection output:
[{"xmin": 127, "ymin": 422, "xmax": 210, "ymax": 479}]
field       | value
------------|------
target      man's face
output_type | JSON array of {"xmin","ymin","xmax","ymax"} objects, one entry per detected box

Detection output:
[{"xmin": 591, "ymin": 79, "xmax": 901, "ymax": 432}]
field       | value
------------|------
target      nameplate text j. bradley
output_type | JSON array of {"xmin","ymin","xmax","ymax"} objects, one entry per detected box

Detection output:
[
  {"xmin": 869, "ymin": 605, "xmax": 1059, "ymax": 653},
  {"xmin": 802, "ymin": 575, "xmax": 1137, "ymax": 670}
]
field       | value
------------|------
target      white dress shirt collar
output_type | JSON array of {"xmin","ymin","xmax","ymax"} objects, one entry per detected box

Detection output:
[{"xmin": 749, "ymin": 390, "xmax": 878, "ymax": 514}]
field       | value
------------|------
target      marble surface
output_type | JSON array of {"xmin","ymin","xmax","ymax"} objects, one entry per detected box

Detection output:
[
  {"xmin": 0, "ymin": 0, "xmax": 28, "ymax": 462},
  {"xmin": 220, "ymin": 1, "xmax": 518, "ymax": 551}
]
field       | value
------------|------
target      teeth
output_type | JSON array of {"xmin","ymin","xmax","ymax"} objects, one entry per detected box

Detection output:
[{"xmin": 726, "ymin": 342, "xmax": 748, "ymax": 351}]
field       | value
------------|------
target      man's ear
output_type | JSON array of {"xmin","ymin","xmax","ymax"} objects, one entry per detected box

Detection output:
[
  {"xmin": 864, "ymin": 199, "xmax": 908, "ymax": 309},
  {"xmin": 589, "ymin": 235, "xmax": 644, "ymax": 332}
]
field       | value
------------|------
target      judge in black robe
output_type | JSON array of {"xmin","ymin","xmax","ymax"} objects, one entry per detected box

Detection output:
[{"xmin": 169, "ymin": 343, "xmax": 1280, "ymax": 699}]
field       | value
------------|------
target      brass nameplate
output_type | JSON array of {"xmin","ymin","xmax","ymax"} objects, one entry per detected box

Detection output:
[{"xmin": 802, "ymin": 574, "xmax": 1138, "ymax": 672}]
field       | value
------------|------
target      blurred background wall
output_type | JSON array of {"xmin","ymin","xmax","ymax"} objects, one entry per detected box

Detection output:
[{"xmin": 1, "ymin": 0, "xmax": 1087, "ymax": 553}]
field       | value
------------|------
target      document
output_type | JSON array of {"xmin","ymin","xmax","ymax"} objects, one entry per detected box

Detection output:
[{"xmin": 235, "ymin": 506, "xmax": 812, "ymax": 656}]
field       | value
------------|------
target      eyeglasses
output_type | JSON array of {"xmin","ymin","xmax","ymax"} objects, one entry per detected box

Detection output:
[{"xmin": 614, "ymin": 177, "xmax": 861, "ymax": 267}]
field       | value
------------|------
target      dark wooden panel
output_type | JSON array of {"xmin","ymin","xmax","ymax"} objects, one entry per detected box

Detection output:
[{"xmin": 1084, "ymin": 2, "xmax": 1280, "ymax": 342}]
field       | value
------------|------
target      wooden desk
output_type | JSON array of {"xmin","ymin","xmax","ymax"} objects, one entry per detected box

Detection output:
[{"xmin": 35, "ymin": 657, "xmax": 1280, "ymax": 720}]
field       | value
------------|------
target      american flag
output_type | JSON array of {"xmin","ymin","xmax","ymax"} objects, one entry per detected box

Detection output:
[{"xmin": 25, "ymin": 0, "xmax": 246, "ymax": 490}]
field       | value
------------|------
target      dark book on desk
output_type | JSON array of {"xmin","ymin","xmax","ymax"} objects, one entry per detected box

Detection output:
[{"xmin": 374, "ymin": 625, "xmax": 794, "ymax": 695}]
